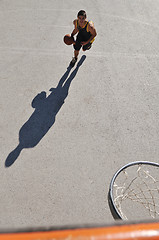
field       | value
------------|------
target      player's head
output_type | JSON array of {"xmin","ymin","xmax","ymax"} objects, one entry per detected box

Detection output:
[
  {"xmin": 77, "ymin": 10, "xmax": 87, "ymax": 24},
  {"xmin": 77, "ymin": 10, "xmax": 87, "ymax": 18}
]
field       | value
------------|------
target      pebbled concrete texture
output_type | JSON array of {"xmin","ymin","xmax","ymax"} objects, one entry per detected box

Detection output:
[{"xmin": 0, "ymin": 0, "xmax": 159, "ymax": 229}]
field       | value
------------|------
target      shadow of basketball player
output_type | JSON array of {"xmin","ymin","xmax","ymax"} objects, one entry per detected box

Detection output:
[{"xmin": 5, "ymin": 55, "xmax": 86, "ymax": 167}]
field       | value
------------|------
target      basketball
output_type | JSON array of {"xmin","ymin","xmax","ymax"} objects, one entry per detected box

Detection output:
[{"xmin": 63, "ymin": 34, "xmax": 74, "ymax": 45}]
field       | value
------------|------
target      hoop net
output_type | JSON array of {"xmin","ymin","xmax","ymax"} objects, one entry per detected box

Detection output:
[{"xmin": 113, "ymin": 163, "xmax": 159, "ymax": 220}]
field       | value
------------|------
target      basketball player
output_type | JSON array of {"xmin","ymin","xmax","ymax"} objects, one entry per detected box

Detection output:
[{"xmin": 70, "ymin": 10, "xmax": 97, "ymax": 67}]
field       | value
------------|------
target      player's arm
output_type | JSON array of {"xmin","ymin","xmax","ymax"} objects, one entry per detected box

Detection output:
[
  {"xmin": 71, "ymin": 19, "xmax": 79, "ymax": 38},
  {"xmin": 81, "ymin": 22, "xmax": 97, "ymax": 45}
]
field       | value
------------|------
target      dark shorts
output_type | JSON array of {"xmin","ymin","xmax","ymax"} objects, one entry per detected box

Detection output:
[{"xmin": 73, "ymin": 32, "xmax": 92, "ymax": 51}]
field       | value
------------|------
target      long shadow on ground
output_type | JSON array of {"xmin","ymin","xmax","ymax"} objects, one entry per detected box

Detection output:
[{"xmin": 5, "ymin": 55, "xmax": 86, "ymax": 167}]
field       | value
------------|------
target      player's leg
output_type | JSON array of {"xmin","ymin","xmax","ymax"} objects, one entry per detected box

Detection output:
[
  {"xmin": 74, "ymin": 50, "xmax": 79, "ymax": 59},
  {"xmin": 82, "ymin": 42, "xmax": 92, "ymax": 51},
  {"xmin": 70, "ymin": 36, "xmax": 82, "ymax": 67},
  {"xmin": 70, "ymin": 50, "xmax": 80, "ymax": 68}
]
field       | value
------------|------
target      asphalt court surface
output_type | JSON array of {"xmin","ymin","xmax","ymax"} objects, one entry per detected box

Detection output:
[{"xmin": 0, "ymin": 0, "xmax": 159, "ymax": 229}]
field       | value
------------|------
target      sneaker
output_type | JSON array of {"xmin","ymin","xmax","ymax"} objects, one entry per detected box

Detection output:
[
  {"xmin": 70, "ymin": 57, "xmax": 77, "ymax": 67},
  {"xmin": 86, "ymin": 45, "xmax": 91, "ymax": 50}
]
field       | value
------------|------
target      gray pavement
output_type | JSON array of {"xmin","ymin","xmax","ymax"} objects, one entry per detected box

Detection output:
[{"xmin": 1, "ymin": 0, "xmax": 159, "ymax": 230}]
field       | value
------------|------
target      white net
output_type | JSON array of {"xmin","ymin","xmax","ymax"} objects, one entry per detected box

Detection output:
[{"xmin": 113, "ymin": 164, "xmax": 159, "ymax": 220}]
